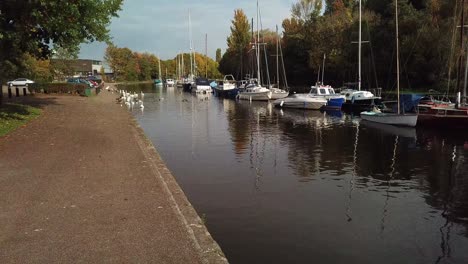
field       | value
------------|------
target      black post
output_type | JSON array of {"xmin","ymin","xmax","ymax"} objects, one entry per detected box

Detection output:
[
  {"xmin": 8, "ymin": 85, "xmax": 12, "ymax": 98},
  {"xmin": 23, "ymin": 87, "xmax": 27, "ymax": 96},
  {"xmin": 15, "ymin": 87, "xmax": 19, "ymax": 97},
  {"xmin": 0, "ymin": 85, "xmax": 3, "ymax": 105}
]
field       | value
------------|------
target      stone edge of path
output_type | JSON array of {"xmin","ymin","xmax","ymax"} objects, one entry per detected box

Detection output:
[{"xmin": 129, "ymin": 116, "xmax": 229, "ymax": 264}]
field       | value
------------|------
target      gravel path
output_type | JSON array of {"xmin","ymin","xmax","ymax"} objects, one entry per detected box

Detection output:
[{"xmin": 0, "ymin": 86, "xmax": 227, "ymax": 263}]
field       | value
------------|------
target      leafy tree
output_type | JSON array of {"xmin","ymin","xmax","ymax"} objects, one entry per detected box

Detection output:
[
  {"xmin": 291, "ymin": 0, "xmax": 323, "ymax": 22},
  {"xmin": 0, "ymin": 0, "xmax": 123, "ymax": 84},
  {"xmin": 216, "ymin": 48, "xmax": 222, "ymax": 62},
  {"xmin": 219, "ymin": 9, "xmax": 252, "ymax": 79}
]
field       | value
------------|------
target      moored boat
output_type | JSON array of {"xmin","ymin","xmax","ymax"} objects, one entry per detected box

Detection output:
[
  {"xmin": 214, "ymin": 75, "xmax": 238, "ymax": 98},
  {"xmin": 191, "ymin": 77, "xmax": 212, "ymax": 94},
  {"xmin": 273, "ymin": 94, "xmax": 327, "ymax": 110},
  {"xmin": 237, "ymin": 83, "xmax": 271, "ymax": 101},
  {"xmin": 309, "ymin": 84, "xmax": 346, "ymax": 110}
]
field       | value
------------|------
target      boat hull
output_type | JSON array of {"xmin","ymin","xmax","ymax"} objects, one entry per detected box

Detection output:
[
  {"xmin": 342, "ymin": 98, "xmax": 382, "ymax": 112},
  {"xmin": 214, "ymin": 88, "xmax": 239, "ymax": 98},
  {"xmin": 360, "ymin": 112, "xmax": 418, "ymax": 127},
  {"xmin": 273, "ymin": 97, "xmax": 327, "ymax": 110},
  {"xmin": 270, "ymin": 91, "xmax": 289, "ymax": 100},
  {"xmin": 322, "ymin": 97, "xmax": 345, "ymax": 110},
  {"xmin": 237, "ymin": 91, "xmax": 271, "ymax": 101}
]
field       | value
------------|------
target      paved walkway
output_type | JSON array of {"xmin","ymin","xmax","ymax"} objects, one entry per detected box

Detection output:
[{"xmin": 0, "ymin": 86, "xmax": 227, "ymax": 263}]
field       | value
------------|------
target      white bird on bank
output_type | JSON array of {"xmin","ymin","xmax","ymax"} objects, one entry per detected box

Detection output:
[
  {"xmin": 140, "ymin": 103, "xmax": 144, "ymax": 110},
  {"xmin": 140, "ymin": 91, "xmax": 145, "ymax": 99}
]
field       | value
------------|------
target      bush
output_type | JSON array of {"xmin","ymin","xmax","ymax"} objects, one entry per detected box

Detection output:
[{"xmin": 29, "ymin": 82, "xmax": 88, "ymax": 95}]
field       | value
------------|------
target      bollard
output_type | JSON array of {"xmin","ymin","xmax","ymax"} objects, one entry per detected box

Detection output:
[
  {"xmin": 8, "ymin": 86, "xmax": 12, "ymax": 98},
  {"xmin": 23, "ymin": 87, "xmax": 27, "ymax": 96},
  {"xmin": 15, "ymin": 87, "xmax": 20, "ymax": 97}
]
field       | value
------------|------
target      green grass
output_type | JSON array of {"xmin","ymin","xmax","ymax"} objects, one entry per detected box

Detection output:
[{"xmin": 0, "ymin": 103, "xmax": 41, "ymax": 137}]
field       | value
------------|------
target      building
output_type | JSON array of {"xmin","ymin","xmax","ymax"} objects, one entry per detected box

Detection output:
[{"xmin": 51, "ymin": 59, "xmax": 104, "ymax": 77}]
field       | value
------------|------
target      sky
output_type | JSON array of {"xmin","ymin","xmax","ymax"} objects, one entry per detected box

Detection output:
[{"xmin": 79, "ymin": 0, "xmax": 294, "ymax": 62}]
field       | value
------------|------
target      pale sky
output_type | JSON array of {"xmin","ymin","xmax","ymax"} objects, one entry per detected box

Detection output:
[{"xmin": 79, "ymin": 0, "xmax": 294, "ymax": 62}]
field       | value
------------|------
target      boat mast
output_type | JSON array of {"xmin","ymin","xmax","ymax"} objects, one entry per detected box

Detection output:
[
  {"xmin": 189, "ymin": 10, "xmax": 193, "ymax": 78},
  {"xmin": 276, "ymin": 25, "xmax": 280, "ymax": 89},
  {"xmin": 322, "ymin": 53, "xmax": 326, "ymax": 84},
  {"xmin": 395, "ymin": 0, "xmax": 400, "ymax": 114},
  {"xmin": 256, "ymin": 0, "xmax": 261, "ymax": 86},
  {"xmin": 158, "ymin": 55, "xmax": 162, "ymax": 80},
  {"xmin": 182, "ymin": 53, "xmax": 185, "ymax": 77},
  {"xmin": 205, "ymin": 33, "xmax": 208, "ymax": 78},
  {"xmin": 279, "ymin": 31, "xmax": 288, "ymax": 89},
  {"xmin": 456, "ymin": 0, "xmax": 465, "ymax": 108},
  {"xmin": 358, "ymin": 0, "xmax": 362, "ymax": 91}
]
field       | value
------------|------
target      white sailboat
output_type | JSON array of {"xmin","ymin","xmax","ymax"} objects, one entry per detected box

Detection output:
[
  {"xmin": 269, "ymin": 25, "xmax": 289, "ymax": 100},
  {"xmin": 237, "ymin": 1, "xmax": 271, "ymax": 101},
  {"xmin": 360, "ymin": 0, "xmax": 418, "ymax": 127},
  {"xmin": 341, "ymin": 0, "xmax": 381, "ymax": 112}
]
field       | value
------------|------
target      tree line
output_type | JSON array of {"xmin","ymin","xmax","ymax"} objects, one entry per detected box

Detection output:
[
  {"xmin": 104, "ymin": 45, "xmax": 223, "ymax": 82},
  {"xmin": 219, "ymin": 0, "xmax": 466, "ymax": 93}
]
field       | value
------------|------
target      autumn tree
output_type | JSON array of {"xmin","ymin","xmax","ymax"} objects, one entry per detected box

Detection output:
[{"xmin": 219, "ymin": 9, "xmax": 251, "ymax": 78}]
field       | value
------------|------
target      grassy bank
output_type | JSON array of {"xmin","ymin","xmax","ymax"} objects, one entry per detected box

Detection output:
[{"xmin": 0, "ymin": 103, "xmax": 41, "ymax": 137}]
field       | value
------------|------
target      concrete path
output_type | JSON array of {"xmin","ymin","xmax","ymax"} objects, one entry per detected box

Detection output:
[{"xmin": 0, "ymin": 86, "xmax": 227, "ymax": 263}]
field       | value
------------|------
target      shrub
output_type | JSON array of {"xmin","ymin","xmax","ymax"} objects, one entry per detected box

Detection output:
[{"xmin": 29, "ymin": 82, "xmax": 89, "ymax": 95}]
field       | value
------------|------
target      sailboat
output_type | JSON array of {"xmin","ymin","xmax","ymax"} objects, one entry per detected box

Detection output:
[
  {"xmin": 341, "ymin": 0, "xmax": 382, "ymax": 113},
  {"xmin": 154, "ymin": 56, "xmax": 163, "ymax": 87},
  {"xmin": 269, "ymin": 25, "xmax": 289, "ymax": 100},
  {"xmin": 360, "ymin": 0, "xmax": 418, "ymax": 127},
  {"xmin": 237, "ymin": 1, "xmax": 271, "ymax": 101},
  {"xmin": 183, "ymin": 10, "xmax": 196, "ymax": 92}
]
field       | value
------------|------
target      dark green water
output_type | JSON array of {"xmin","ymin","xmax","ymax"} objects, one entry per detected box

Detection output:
[{"xmin": 121, "ymin": 84, "xmax": 468, "ymax": 264}]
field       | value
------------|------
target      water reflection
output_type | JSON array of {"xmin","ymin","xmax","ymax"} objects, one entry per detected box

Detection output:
[{"xmin": 119, "ymin": 83, "xmax": 468, "ymax": 264}]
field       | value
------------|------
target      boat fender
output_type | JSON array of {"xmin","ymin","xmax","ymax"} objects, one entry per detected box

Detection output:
[{"xmin": 280, "ymin": 100, "xmax": 284, "ymax": 107}]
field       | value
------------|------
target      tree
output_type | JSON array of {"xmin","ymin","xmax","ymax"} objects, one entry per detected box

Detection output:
[
  {"xmin": 291, "ymin": 0, "xmax": 323, "ymax": 22},
  {"xmin": 220, "ymin": 9, "xmax": 252, "ymax": 78},
  {"xmin": 216, "ymin": 48, "xmax": 222, "ymax": 62},
  {"xmin": 0, "ymin": 0, "xmax": 123, "ymax": 84},
  {"xmin": 50, "ymin": 47, "xmax": 78, "ymax": 80}
]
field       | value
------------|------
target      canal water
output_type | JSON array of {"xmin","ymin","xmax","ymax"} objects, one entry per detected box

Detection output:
[{"xmin": 121, "ymin": 84, "xmax": 468, "ymax": 264}]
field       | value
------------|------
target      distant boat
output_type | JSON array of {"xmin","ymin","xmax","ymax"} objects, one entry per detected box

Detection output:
[
  {"xmin": 191, "ymin": 77, "xmax": 212, "ymax": 94},
  {"xmin": 360, "ymin": 0, "xmax": 418, "ymax": 127},
  {"xmin": 166, "ymin": 79, "xmax": 175, "ymax": 87},
  {"xmin": 214, "ymin": 75, "xmax": 238, "ymax": 98},
  {"xmin": 154, "ymin": 56, "xmax": 163, "ymax": 87}
]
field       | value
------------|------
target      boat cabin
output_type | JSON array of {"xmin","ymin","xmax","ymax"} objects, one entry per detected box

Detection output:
[{"xmin": 309, "ymin": 85, "xmax": 336, "ymax": 96}]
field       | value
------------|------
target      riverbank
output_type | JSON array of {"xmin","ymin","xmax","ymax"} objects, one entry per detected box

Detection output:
[{"xmin": 0, "ymin": 85, "xmax": 227, "ymax": 263}]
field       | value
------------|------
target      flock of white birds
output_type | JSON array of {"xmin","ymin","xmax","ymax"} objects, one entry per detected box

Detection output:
[{"xmin": 116, "ymin": 90, "xmax": 145, "ymax": 110}]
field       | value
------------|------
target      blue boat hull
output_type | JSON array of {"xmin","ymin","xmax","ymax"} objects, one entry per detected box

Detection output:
[
  {"xmin": 322, "ymin": 97, "xmax": 345, "ymax": 110},
  {"xmin": 214, "ymin": 88, "xmax": 239, "ymax": 99}
]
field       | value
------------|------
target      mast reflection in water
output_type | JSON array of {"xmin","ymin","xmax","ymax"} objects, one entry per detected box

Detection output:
[{"xmin": 123, "ymin": 84, "xmax": 468, "ymax": 264}]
